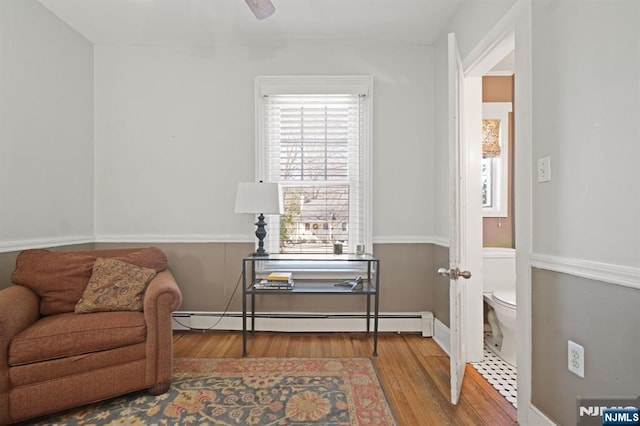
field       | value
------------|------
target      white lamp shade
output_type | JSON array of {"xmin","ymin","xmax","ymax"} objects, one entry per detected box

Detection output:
[{"xmin": 234, "ymin": 182, "xmax": 283, "ymax": 215}]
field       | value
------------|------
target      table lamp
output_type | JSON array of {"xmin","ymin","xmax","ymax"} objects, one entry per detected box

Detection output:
[{"xmin": 234, "ymin": 181, "xmax": 283, "ymax": 256}]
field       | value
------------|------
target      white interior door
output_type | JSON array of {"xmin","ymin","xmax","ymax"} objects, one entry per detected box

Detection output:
[
  {"xmin": 443, "ymin": 32, "xmax": 484, "ymax": 405},
  {"xmin": 447, "ymin": 32, "xmax": 467, "ymax": 405}
]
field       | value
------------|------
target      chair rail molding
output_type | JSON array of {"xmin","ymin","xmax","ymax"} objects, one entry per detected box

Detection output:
[
  {"xmin": 0, "ymin": 236, "xmax": 94, "ymax": 253},
  {"xmin": 372, "ymin": 236, "xmax": 445, "ymax": 245},
  {"xmin": 93, "ymin": 234, "xmax": 254, "ymax": 244},
  {"xmin": 530, "ymin": 252, "xmax": 640, "ymax": 290},
  {"xmin": 2, "ymin": 234, "xmax": 457, "ymax": 252},
  {"xmin": 430, "ymin": 236, "xmax": 450, "ymax": 248}
]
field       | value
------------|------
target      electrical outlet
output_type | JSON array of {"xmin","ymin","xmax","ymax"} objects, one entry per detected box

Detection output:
[
  {"xmin": 538, "ymin": 156, "xmax": 551, "ymax": 182},
  {"xmin": 568, "ymin": 340, "xmax": 584, "ymax": 378}
]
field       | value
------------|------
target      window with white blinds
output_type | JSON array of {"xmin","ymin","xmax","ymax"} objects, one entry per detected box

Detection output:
[{"xmin": 255, "ymin": 76, "xmax": 372, "ymax": 256}]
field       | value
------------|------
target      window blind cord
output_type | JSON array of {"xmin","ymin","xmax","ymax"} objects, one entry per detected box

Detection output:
[{"xmin": 170, "ymin": 270, "xmax": 243, "ymax": 331}]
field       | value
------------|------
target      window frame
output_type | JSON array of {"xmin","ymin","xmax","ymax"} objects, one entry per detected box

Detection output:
[
  {"xmin": 482, "ymin": 102, "xmax": 512, "ymax": 218},
  {"xmin": 254, "ymin": 76, "xmax": 373, "ymax": 274}
]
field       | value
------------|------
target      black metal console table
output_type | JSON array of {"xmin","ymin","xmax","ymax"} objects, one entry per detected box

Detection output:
[{"xmin": 241, "ymin": 253, "xmax": 380, "ymax": 357}]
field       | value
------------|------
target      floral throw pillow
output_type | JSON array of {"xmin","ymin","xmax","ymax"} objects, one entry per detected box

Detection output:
[{"xmin": 75, "ymin": 258, "xmax": 157, "ymax": 313}]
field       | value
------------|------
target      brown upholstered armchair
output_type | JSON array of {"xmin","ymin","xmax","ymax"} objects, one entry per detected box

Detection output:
[{"xmin": 0, "ymin": 247, "xmax": 182, "ymax": 424}]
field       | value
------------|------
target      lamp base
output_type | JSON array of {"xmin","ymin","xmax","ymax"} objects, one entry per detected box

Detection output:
[{"xmin": 254, "ymin": 213, "xmax": 269, "ymax": 257}]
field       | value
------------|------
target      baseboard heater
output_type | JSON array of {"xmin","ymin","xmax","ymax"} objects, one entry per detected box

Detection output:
[{"xmin": 172, "ymin": 311, "xmax": 433, "ymax": 337}]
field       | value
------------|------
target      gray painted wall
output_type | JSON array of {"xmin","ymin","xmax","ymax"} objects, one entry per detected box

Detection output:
[
  {"xmin": 432, "ymin": 244, "xmax": 450, "ymax": 327},
  {"xmin": 0, "ymin": 251, "xmax": 19, "ymax": 289},
  {"xmin": 2, "ymin": 243, "xmax": 441, "ymax": 318},
  {"xmin": 532, "ymin": 269, "xmax": 640, "ymax": 425},
  {"xmin": 94, "ymin": 242, "xmax": 439, "ymax": 314}
]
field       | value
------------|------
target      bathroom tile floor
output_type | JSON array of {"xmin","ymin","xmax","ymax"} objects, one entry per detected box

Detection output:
[{"xmin": 471, "ymin": 343, "xmax": 518, "ymax": 408}]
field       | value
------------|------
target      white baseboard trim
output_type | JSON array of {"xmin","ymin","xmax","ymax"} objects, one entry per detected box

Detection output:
[
  {"xmin": 0, "ymin": 236, "xmax": 94, "ymax": 253},
  {"xmin": 421, "ymin": 311, "xmax": 434, "ymax": 337},
  {"xmin": 530, "ymin": 252, "xmax": 640, "ymax": 291},
  {"xmin": 528, "ymin": 404, "xmax": 557, "ymax": 426},
  {"xmin": 433, "ymin": 318, "xmax": 450, "ymax": 356},
  {"xmin": 173, "ymin": 311, "xmax": 433, "ymax": 335}
]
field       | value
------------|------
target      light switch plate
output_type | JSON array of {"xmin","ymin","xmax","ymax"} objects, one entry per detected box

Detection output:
[{"xmin": 538, "ymin": 157, "xmax": 551, "ymax": 183}]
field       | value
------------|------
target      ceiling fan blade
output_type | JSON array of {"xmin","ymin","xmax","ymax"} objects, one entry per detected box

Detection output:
[{"xmin": 245, "ymin": 0, "xmax": 275, "ymax": 20}]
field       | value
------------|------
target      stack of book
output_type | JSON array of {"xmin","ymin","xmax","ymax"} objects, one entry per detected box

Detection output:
[{"xmin": 253, "ymin": 272, "xmax": 294, "ymax": 290}]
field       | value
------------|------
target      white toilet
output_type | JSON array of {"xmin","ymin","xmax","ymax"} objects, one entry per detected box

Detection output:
[
  {"xmin": 483, "ymin": 248, "xmax": 517, "ymax": 367},
  {"xmin": 484, "ymin": 290, "xmax": 517, "ymax": 366}
]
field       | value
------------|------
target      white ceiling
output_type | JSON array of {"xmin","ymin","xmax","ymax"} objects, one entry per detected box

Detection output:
[{"xmin": 37, "ymin": 0, "xmax": 464, "ymax": 47}]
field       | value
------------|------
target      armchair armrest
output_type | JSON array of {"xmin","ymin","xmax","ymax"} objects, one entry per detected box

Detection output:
[
  {"xmin": 0, "ymin": 285, "xmax": 40, "ymax": 349},
  {"xmin": 143, "ymin": 270, "xmax": 182, "ymax": 387},
  {"xmin": 0, "ymin": 285, "xmax": 40, "ymax": 416},
  {"xmin": 144, "ymin": 270, "xmax": 182, "ymax": 314}
]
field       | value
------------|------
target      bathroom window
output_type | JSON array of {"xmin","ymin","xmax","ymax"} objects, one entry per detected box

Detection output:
[{"xmin": 482, "ymin": 102, "xmax": 511, "ymax": 217}]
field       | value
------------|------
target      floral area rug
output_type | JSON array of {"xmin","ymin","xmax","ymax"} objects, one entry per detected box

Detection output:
[{"xmin": 27, "ymin": 357, "xmax": 396, "ymax": 425}]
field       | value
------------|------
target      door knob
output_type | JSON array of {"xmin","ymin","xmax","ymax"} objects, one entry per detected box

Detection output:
[
  {"xmin": 437, "ymin": 267, "xmax": 472, "ymax": 280},
  {"xmin": 437, "ymin": 268, "xmax": 450, "ymax": 277},
  {"xmin": 457, "ymin": 269, "xmax": 472, "ymax": 279}
]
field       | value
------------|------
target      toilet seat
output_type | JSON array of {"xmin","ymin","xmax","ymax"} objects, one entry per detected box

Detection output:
[{"xmin": 492, "ymin": 290, "xmax": 516, "ymax": 309}]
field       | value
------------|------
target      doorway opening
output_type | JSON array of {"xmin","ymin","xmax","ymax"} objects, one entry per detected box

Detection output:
[{"xmin": 468, "ymin": 42, "xmax": 518, "ymax": 409}]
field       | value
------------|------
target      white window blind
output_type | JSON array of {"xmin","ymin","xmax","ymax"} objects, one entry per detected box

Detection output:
[{"xmin": 262, "ymin": 94, "xmax": 366, "ymax": 254}]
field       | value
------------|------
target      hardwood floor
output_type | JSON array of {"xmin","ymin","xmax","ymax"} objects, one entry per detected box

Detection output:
[{"xmin": 173, "ymin": 331, "xmax": 518, "ymax": 425}]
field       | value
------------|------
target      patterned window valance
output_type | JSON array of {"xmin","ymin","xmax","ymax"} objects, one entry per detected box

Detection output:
[{"xmin": 482, "ymin": 119, "xmax": 501, "ymax": 158}]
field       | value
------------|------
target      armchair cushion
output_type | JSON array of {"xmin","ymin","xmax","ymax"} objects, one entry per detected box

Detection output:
[
  {"xmin": 75, "ymin": 258, "xmax": 156, "ymax": 313},
  {"xmin": 8, "ymin": 311, "xmax": 146, "ymax": 366},
  {"xmin": 11, "ymin": 247, "xmax": 168, "ymax": 315}
]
